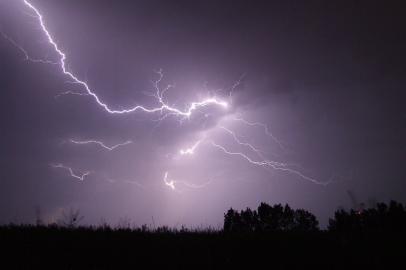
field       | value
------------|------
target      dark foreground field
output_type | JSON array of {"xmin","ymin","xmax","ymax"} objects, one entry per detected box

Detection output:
[{"xmin": 0, "ymin": 225, "xmax": 405, "ymax": 270}]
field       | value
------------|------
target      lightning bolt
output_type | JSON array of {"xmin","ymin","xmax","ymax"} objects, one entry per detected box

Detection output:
[
  {"xmin": 69, "ymin": 139, "xmax": 132, "ymax": 151},
  {"xmin": 163, "ymin": 172, "xmax": 176, "ymax": 190},
  {"xmin": 209, "ymin": 141, "xmax": 329, "ymax": 186},
  {"xmin": 51, "ymin": 163, "xmax": 90, "ymax": 181},
  {"xmin": 228, "ymin": 73, "xmax": 245, "ymax": 101},
  {"xmin": 179, "ymin": 140, "xmax": 202, "ymax": 156},
  {"xmin": 55, "ymin": 91, "xmax": 90, "ymax": 99},
  {"xmin": 218, "ymin": 126, "xmax": 267, "ymax": 160},
  {"xmin": 231, "ymin": 115, "xmax": 285, "ymax": 150},
  {"xmin": 163, "ymin": 172, "xmax": 212, "ymax": 191},
  {"xmin": 10, "ymin": 0, "xmax": 332, "ymax": 188},
  {"xmin": 21, "ymin": 0, "xmax": 228, "ymax": 118},
  {"xmin": 0, "ymin": 30, "xmax": 57, "ymax": 65}
]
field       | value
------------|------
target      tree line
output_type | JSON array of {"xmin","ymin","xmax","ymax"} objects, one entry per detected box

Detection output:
[
  {"xmin": 223, "ymin": 200, "xmax": 406, "ymax": 233},
  {"xmin": 20, "ymin": 200, "xmax": 406, "ymax": 233}
]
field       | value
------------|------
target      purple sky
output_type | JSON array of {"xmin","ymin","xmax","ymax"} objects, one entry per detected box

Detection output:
[{"xmin": 0, "ymin": 0, "xmax": 405, "ymax": 228}]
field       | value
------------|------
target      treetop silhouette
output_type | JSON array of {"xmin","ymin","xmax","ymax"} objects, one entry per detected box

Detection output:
[{"xmin": 224, "ymin": 203, "xmax": 319, "ymax": 232}]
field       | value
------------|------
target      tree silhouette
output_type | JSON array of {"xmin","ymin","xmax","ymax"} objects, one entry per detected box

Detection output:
[
  {"xmin": 224, "ymin": 203, "xmax": 319, "ymax": 232},
  {"xmin": 58, "ymin": 208, "xmax": 84, "ymax": 228},
  {"xmin": 293, "ymin": 209, "xmax": 319, "ymax": 232},
  {"xmin": 223, "ymin": 208, "xmax": 239, "ymax": 232},
  {"xmin": 240, "ymin": 207, "xmax": 259, "ymax": 232},
  {"xmin": 328, "ymin": 200, "xmax": 406, "ymax": 233}
]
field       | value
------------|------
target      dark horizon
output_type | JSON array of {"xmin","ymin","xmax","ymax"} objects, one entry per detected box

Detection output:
[{"xmin": 0, "ymin": 0, "xmax": 405, "ymax": 228}]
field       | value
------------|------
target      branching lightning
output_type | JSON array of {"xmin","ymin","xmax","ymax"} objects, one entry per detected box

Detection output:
[
  {"xmin": 69, "ymin": 139, "xmax": 132, "ymax": 151},
  {"xmin": 163, "ymin": 172, "xmax": 212, "ymax": 191},
  {"xmin": 218, "ymin": 126, "xmax": 267, "ymax": 160},
  {"xmin": 0, "ymin": 30, "xmax": 57, "ymax": 65},
  {"xmin": 51, "ymin": 163, "xmax": 90, "ymax": 181},
  {"xmin": 179, "ymin": 140, "xmax": 202, "ymax": 156},
  {"xmin": 163, "ymin": 172, "xmax": 176, "ymax": 190},
  {"xmin": 209, "ymin": 141, "xmax": 329, "ymax": 186},
  {"xmin": 6, "ymin": 0, "xmax": 333, "ymax": 190},
  {"xmin": 231, "ymin": 115, "xmax": 285, "ymax": 150},
  {"xmin": 22, "ymin": 0, "xmax": 229, "ymax": 118}
]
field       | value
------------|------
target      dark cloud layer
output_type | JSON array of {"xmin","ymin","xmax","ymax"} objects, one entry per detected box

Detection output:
[{"xmin": 0, "ymin": 0, "xmax": 405, "ymax": 227}]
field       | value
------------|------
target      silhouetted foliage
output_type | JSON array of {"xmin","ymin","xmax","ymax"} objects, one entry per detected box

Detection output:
[
  {"xmin": 329, "ymin": 200, "xmax": 406, "ymax": 233},
  {"xmin": 58, "ymin": 208, "xmax": 84, "ymax": 228},
  {"xmin": 224, "ymin": 203, "xmax": 319, "ymax": 232},
  {"xmin": 293, "ymin": 209, "xmax": 319, "ymax": 232},
  {"xmin": 1, "ymin": 201, "xmax": 406, "ymax": 269}
]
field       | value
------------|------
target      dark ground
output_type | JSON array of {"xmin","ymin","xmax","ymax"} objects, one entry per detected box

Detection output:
[{"xmin": 0, "ymin": 225, "xmax": 405, "ymax": 270}]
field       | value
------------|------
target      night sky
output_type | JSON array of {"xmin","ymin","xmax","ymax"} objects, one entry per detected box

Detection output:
[{"xmin": 0, "ymin": 0, "xmax": 405, "ymax": 228}]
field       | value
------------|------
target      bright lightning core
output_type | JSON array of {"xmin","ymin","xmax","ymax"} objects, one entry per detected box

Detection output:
[
  {"xmin": 163, "ymin": 172, "xmax": 212, "ymax": 191},
  {"xmin": 163, "ymin": 172, "xmax": 176, "ymax": 190},
  {"xmin": 179, "ymin": 140, "xmax": 202, "ymax": 156}
]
